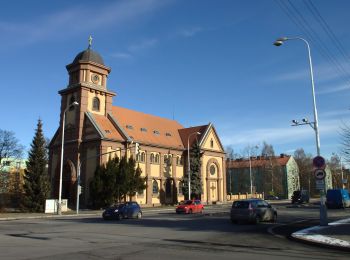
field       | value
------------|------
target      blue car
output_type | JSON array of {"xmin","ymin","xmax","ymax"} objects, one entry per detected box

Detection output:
[
  {"xmin": 102, "ymin": 202, "xmax": 142, "ymax": 220},
  {"xmin": 326, "ymin": 189, "xmax": 350, "ymax": 209}
]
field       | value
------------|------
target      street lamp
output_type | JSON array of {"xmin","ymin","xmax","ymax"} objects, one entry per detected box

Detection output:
[
  {"xmin": 274, "ymin": 36, "xmax": 327, "ymax": 225},
  {"xmin": 273, "ymin": 37, "xmax": 320, "ymax": 155},
  {"xmin": 187, "ymin": 131, "xmax": 201, "ymax": 200},
  {"xmin": 58, "ymin": 101, "xmax": 79, "ymax": 215},
  {"xmin": 248, "ymin": 145, "xmax": 259, "ymax": 197}
]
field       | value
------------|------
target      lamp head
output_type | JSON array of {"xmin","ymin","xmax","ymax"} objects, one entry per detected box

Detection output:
[
  {"xmin": 292, "ymin": 119, "xmax": 298, "ymax": 125},
  {"xmin": 196, "ymin": 132, "xmax": 201, "ymax": 135},
  {"xmin": 273, "ymin": 37, "xmax": 288, "ymax": 47},
  {"xmin": 72, "ymin": 101, "xmax": 79, "ymax": 106}
]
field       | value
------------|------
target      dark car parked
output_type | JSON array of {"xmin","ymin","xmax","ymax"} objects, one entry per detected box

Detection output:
[
  {"xmin": 102, "ymin": 201, "xmax": 142, "ymax": 220},
  {"xmin": 230, "ymin": 199, "xmax": 277, "ymax": 224},
  {"xmin": 291, "ymin": 190, "xmax": 309, "ymax": 204}
]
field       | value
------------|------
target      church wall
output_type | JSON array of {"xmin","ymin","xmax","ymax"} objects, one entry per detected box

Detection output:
[
  {"xmin": 201, "ymin": 154, "xmax": 225, "ymax": 203},
  {"xmin": 202, "ymin": 129, "xmax": 222, "ymax": 152},
  {"xmin": 87, "ymin": 91, "xmax": 106, "ymax": 115},
  {"xmin": 84, "ymin": 146, "xmax": 98, "ymax": 205}
]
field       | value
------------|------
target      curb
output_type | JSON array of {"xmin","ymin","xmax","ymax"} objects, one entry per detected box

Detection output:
[{"xmin": 291, "ymin": 218, "xmax": 350, "ymax": 251}]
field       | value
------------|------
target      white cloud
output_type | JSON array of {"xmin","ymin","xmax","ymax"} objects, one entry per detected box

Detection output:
[
  {"xmin": 268, "ymin": 62, "xmax": 350, "ymax": 94},
  {"xmin": 318, "ymin": 83, "xmax": 350, "ymax": 94},
  {"xmin": 0, "ymin": 0, "xmax": 171, "ymax": 46},
  {"xmin": 177, "ymin": 26, "xmax": 203, "ymax": 38},
  {"xmin": 110, "ymin": 52, "xmax": 133, "ymax": 59},
  {"xmin": 128, "ymin": 38, "xmax": 159, "ymax": 52},
  {"xmin": 220, "ymin": 118, "xmax": 341, "ymax": 148}
]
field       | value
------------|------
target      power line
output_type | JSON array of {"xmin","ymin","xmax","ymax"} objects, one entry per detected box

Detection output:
[
  {"xmin": 275, "ymin": 0, "xmax": 350, "ymax": 88},
  {"xmin": 304, "ymin": 0, "xmax": 350, "ymax": 62}
]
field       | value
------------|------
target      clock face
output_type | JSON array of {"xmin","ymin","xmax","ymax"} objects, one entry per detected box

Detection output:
[{"xmin": 91, "ymin": 74, "xmax": 99, "ymax": 84}]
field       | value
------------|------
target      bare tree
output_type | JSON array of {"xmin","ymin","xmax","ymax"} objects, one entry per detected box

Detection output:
[
  {"xmin": 340, "ymin": 123, "xmax": 350, "ymax": 164},
  {"xmin": 328, "ymin": 153, "xmax": 343, "ymax": 189},
  {"xmin": 294, "ymin": 148, "xmax": 314, "ymax": 195},
  {"xmin": 0, "ymin": 130, "xmax": 24, "ymax": 171}
]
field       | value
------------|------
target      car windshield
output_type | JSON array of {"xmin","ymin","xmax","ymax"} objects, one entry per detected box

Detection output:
[
  {"xmin": 115, "ymin": 204, "xmax": 125, "ymax": 209},
  {"xmin": 232, "ymin": 201, "xmax": 249, "ymax": 209},
  {"xmin": 184, "ymin": 200, "xmax": 193, "ymax": 205}
]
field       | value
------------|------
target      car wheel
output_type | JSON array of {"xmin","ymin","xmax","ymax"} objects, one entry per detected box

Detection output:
[
  {"xmin": 189, "ymin": 209, "xmax": 193, "ymax": 214},
  {"xmin": 136, "ymin": 212, "xmax": 142, "ymax": 219},
  {"xmin": 116, "ymin": 214, "xmax": 121, "ymax": 221},
  {"xmin": 200, "ymin": 208, "xmax": 203, "ymax": 214},
  {"xmin": 271, "ymin": 213, "xmax": 277, "ymax": 223}
]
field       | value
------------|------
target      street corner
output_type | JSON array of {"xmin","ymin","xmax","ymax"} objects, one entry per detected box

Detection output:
[{"xmin": 291, "ymin": 218, "xmax": 350, "ymax": 251}]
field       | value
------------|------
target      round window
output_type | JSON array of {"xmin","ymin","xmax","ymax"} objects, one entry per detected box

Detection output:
[{"xmin": 210, "ymin": 165, "xmax": 216, "ymax": 175}]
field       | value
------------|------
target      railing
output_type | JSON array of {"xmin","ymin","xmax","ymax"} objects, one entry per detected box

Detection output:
[{"xmin": 226, "ymin": 192, "xmax": 264, "ymax": 201}]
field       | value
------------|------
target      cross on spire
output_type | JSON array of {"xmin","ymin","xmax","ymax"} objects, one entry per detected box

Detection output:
[{"xmin": 88, "ymin": 35, "xmax": 93, "ymax": 49}]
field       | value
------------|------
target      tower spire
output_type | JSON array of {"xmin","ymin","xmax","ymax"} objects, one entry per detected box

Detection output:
[{"xmin": 88, "ymin": 35, "xmax": 93, "ymax": 49}]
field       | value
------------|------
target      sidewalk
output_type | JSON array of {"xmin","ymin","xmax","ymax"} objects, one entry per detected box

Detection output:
[
  {"xmin": 291, "ymin": 218, "xmax": 350, "ymax": 251},
  {"xmin": 0, "ymin": 205, "xmax": 183, "ymax": 221}
]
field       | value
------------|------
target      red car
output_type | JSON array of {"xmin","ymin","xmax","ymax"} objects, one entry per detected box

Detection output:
[{"xmin": 176, "ymin": 200, "xmax": 204, "ymax": 214}]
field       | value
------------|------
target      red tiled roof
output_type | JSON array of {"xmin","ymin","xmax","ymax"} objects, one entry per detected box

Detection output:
[
  {"xmin": 111, "ymin": 106, "xmax": 186, "ymax": 149},
  {"xmin": 91, "ymin": 114, "xmax": 124, "ymax": 141},
  {"xmin": 227, "ymin": 155, "xmax": 291, "ymax": 168},
  {"xmin": 178, "ymin": 125, "xmax": 209, "ymax": 148}
]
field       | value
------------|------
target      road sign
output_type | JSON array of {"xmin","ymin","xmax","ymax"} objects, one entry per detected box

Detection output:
[
  {"xmin": 314, "ymin": 169, "xmax": 326, "ymax": 180},
  {"xmin": 316, "ymin": 179, "xmax": 325, "ymax": 190},
  {"xmin": 313, "ymin": 156, "xmax": 326, "ymax": 169}
]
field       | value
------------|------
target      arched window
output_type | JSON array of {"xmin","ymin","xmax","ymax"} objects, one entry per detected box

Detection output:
[
  {"xmin": 163, "ymin": 155, "xmax": 168, "ymax": 164},
  {"xmin": 155, "ymin": 154, "xmax": 160, "ymax": 163},
  {"xmin": 92, "ymin": 97, "xmax": 100, "ymax": 111},
  {"xmin": 136, "ymin": 153, "xmax": 140, "ymax": 162},
  {"xmin": 150, "ymin": 154, "xmax": 155, "ymax": 163},
  {"xmin": 210, "ymin": 139, "xmax": 214, "ymax": 148},
  {"xmin": 152, "ymin": 180, "xmax": 159, "ymax": 194},
  {"xmin": 141, "ymin": 152, "xmax": 145, "ymax": 162}
]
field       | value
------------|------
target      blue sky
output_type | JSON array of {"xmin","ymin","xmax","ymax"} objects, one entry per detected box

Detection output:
[{"xmin": 1, "ymin": 0, "xmax": 350, "ymax": 160}]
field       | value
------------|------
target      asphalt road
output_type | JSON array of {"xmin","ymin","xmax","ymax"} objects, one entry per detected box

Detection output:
[{"xmin": 0, "ymin": 202, "xmax": 349, "ymax": 260}]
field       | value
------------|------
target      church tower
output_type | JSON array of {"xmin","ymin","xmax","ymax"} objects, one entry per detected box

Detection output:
[{"xmin": 50, "ymin": 37, "xmax": 116, "ymax": 207}]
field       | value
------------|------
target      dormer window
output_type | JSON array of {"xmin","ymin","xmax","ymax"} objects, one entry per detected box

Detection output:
[
  {"xmin": 126, "ymin": 125, "xmax": 134, "ymax": 130},
  {"xmin": 141, "ymin": 128, "xmax": 147, "ymax": 132},
  {"xmin": 105, "ymin": 130, "xmax": 111, "ymax": 134},
  {"xmin": 165, "ymin": 132, "xmax": 172, "ymax": 137},
  {"xmin": 153, "ymin": 130, "xmax": 160, "ymax": 135},
  {"xmin": 92, "ymin": 97, "xmax": 100, "ymax": 111}
]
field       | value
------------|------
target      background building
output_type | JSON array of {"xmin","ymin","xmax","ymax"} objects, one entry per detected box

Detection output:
[
  {"xmin": 226, "ymin": 154, "xmax": 300, "ymax": 199},
  {"xmin": 48, "ymin": 44, "xmax": 226, "ymax": 208}
]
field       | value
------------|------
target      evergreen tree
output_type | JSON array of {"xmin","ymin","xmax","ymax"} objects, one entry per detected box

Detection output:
[
  {"xmin": 89, "ymin": 164, "xmax": 104, "ymax": 208},
  {"xmin": 125, "ymin": 157, "xmax": 146, "ymax": 199},
  {"xmin": 90, "ymin": 157, "xmax": 120, "ymax": 208},
  {"xmin": 22, "ymin": 119, "xmax": 50, "ymax": 212},
  {"xmin": 182, "ymin": 142, "xmax": 202, "ymax": 199}
]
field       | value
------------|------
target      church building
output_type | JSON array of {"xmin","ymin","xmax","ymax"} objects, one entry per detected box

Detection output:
[{"xmin": 48, "ymin": 41, "xmax": 226, "ymax": 208}]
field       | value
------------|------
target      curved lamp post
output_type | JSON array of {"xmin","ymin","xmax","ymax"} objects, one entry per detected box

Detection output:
[
  {"xmin": 58, "ymin": 101, "xmax": 79, "ymax": 215},
  {"xmin": 187, "ymin": 131, "xmax": 201, "ymax": 200},
  {"xmin": 274, "ymin": 37, "xmax": 327, "ymax": 226}
]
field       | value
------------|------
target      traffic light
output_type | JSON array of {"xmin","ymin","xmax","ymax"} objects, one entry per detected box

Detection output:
[{"xmin": 135, "ymin": 143, "xmax": 140, "ymax": 155}]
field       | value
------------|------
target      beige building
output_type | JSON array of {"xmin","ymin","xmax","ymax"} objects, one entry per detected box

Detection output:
[{"xmin": 48, "ymin": 44, "xmax": 226, "ymax": 208}]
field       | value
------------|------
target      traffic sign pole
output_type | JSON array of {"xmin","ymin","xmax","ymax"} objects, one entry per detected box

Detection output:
[{"xmin": 313, "ymin": 155, "xmax": 328, "ymax": 226}]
